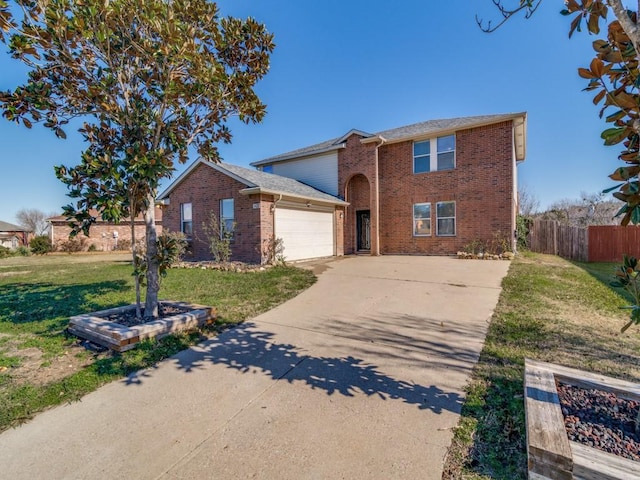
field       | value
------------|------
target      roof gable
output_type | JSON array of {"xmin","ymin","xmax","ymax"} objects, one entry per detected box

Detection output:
[
  {"xmin": 157, "ymin": 159, "xmax": 347, "ymax": 206},
  {"xmin": 252, "ymin": 112, "xmax": 527, "ymax": 165}
]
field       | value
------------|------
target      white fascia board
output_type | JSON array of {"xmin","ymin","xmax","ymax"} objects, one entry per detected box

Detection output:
[
  {"xmin": 239, "ymin": 187, "xmax": 349, "ymax": 207},
  {"xmin": 361, "ymin": 113, "xmax": 528, "ymax": 147}
]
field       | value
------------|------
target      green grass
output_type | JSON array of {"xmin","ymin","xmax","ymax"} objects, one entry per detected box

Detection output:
[
  {"xmin": 0, "ymin": 254, "xmax": 315, "ymax": 432},
  {"xmin": 442, "ymin": 252, "xmax": 640, "ymax": 479}
]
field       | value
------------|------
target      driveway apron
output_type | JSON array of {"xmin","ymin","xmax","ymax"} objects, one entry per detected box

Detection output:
[{"xmin": 0, "ymin": 256, "xmax": 509, "ymax": 479}]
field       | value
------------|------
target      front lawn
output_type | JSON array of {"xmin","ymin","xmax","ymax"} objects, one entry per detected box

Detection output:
[
  {"xmin": 443, "ymin": 251, "xmax": 640, "ymax": 479},
  {"xmin": 0, "ymin": 253, "xmax": 315, "ymax": 432}
]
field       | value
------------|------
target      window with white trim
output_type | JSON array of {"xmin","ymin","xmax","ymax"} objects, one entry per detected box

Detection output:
[
  {"xmin": 220, "ymin": 198, "xmax": 235, "ymax": 235},
  {"xmin": 413, "ymin": 203, "xmax": 431, "ymax": 236},
  {"xmin": 180, "ymin": 203, "xmax": 192, "ymax": 237},
  {"xmin": 413, "ymin": 141, "xmax": 430, "ymax": 174},
  {"xmin": 437, "ymin": 135, "xmax": 455, "ymax": 171},
  {"xmin": 413, "ymin": 134, "xmax": 456, "ymax": 173},
  {"xmin": 436, "ymin": 201, "xmax": 456, "ymax": 236}
]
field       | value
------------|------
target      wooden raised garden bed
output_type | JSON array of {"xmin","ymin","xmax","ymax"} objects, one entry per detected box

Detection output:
[
  {"xmin": 68, "ymin": 301, "xmax": 216, "ymax": 352},
  {"xmin": 525, "ymin": 359, "xmax": 640, "ymax": 480}
]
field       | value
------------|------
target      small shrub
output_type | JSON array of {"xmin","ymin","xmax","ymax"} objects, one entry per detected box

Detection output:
[
  {"xmin": 0, "ymin": 245, "xmax": 13, "ymax": 258},
  {"xmin": 57, "ymin": 237, "xmax": 87, "ymax": 253},
  {"xmin": 262, "ymin": 235, "xmax": 286, "ymax": 265},
  {"xmin": 88, "ymin": 243, "xmax": 98, "ymax": 252},
  {"xmin": 200, "ymin": 212, "xmax": 234, "ymax": 263},
  {"xmin": 463, "ymin": 239, "xmax": 486, "ymax": 255},
  {"xmin": 15, "ymin": 246, "xmax": 30, "ymax": 256},
  {"xmin": 114, "ymin": 238, "xmax": 132, "ymax": 251},
  {"xmin": 134, "ymin": 232, "xmax": 188, "ymax": 285},
  {"xmin": 487, "ymin": 231, "xmax": 512, "ymax": 255},
  {"xmin": 30, "ymin": 235, "xmax": 52, "ymax": 255}
]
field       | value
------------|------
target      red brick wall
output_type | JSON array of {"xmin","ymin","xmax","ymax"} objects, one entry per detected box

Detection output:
[
  {"xmin": 163, "ymin": 163, "xmax": 266, "ymax": 263},
  {"xmin": 378, "ymin": 121, "xmax": 515, "ymax": 254},
  {"xmin": 344, "ymin": 174, "xmax": 370, "ymax": 254},
  {"xmin": 338, "ymin": 135, "xmax": 379, "ymax": 254},
  {"xmin": 335, "ymin": 207, "xmax": 345, "ymax": 256}
]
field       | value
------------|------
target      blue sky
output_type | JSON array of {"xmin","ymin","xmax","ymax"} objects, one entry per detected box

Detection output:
[{"xmin": 0, "ymin": 0, "xmax": 622, "ymax": 223}]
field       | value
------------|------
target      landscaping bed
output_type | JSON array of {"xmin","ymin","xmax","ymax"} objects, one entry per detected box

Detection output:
[
  {"xmin": 525, "ymin": 359, "xmax": 640, "ymax": 480},
  {"xmin": 68, "ymin": 301, "xmax": 216, "ymax": 352}
]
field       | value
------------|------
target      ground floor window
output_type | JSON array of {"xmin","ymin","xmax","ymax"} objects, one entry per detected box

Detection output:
[
  {"xmin": 220, "ymin": 198, "xmax": 235, "ymax": 235},
  {"xmin": 436, "ymin": 201, "xmax": 456, "ymax": 236},
  {"xmin": 181, "ymin": 202, "xmax": 192, "ymax": 237},
  {"xmin": 413, "ymin": 203, "xmax": 431, "ymax": 236}
]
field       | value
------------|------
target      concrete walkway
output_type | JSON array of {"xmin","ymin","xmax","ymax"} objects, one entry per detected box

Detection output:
[{"xmin": 0, "ymin": 256, "xmax": 509, "ymax": 479}]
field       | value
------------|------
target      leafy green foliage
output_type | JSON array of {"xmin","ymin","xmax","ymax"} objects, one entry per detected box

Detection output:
[
  {"xmin": 610, "ymin": 254, "xmax": 640, "ymax": 331},
  {"xmin": 0, "ymin": 0, "xmax": 275, "ymax": 318},
  {"xmin": 30, "ymin": 235, "xmax": 52, "ymax": 255},
  {"xmin": 515, "ymin": 215, "xmax": 531, "ymax": 249}
]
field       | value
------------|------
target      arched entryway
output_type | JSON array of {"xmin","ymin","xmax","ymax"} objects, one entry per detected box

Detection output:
[{"xmin": 345, "ymin": 174, "xmax": 371, "ymax": 254}]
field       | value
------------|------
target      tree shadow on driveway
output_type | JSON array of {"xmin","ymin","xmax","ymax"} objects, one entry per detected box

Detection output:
[{"xmin": 124, "ymin": 322, "xmax": 465, "ymax": 415}]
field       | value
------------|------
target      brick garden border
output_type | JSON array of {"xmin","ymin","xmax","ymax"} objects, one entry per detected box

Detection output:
[
  {"xmin": 525, "ymin": 359, "xmax": 640, "ymax": 480},
  {"xmin": 68, "ymin": 301, "xmax": 216, "ymax": 352}
]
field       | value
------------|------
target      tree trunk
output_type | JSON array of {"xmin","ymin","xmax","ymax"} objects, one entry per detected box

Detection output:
[
  {"xmin": 143, "ymin": 194, "xmax": 160, "ymax": 319},
  {"xmin": 130, "ymin": 214, "xmax": 142, "ymax": 319}
]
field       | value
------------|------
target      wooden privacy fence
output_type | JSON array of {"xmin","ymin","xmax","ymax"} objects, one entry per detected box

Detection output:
[
  {"xmin": 588, "ymin": 225, "xmax": 640, "ymax": 262},
  {"xmin": 528, "ymin": 220, "xmax": 588, "ymax": 262},
  {"xmin": 528, "ymin": 220, "xmax": 640, "ymax": 262}
]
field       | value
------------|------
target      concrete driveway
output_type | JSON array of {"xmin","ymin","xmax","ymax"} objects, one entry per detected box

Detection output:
[{"xmin": 0, "ymin": 255, "xmax": 509, "ymax": 479}]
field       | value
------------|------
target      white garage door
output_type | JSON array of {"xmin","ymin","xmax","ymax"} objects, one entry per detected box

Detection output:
[{"xmin": 275, "ymin": 207, "xmax": 334, "ymax": 261}]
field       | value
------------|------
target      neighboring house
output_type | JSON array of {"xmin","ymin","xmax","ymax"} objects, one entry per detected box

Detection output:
[
  {"xmin": 159, "ymin": 112, "xmax": 526, "ymax": 263},
  {"xmin": 48, "ymin": 208, "xmax": 163, "ymax": 251},
  {"xmin": 0, "ymin": 221, "xmax": 31, "ymax": 249}
]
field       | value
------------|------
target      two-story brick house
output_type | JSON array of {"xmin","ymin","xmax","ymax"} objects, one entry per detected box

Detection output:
[{"xmin": 159, "ymin": 112, "xmax": 526, "ymax": 263}]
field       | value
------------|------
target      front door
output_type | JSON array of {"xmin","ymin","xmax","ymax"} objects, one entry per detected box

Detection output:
[{"xmin": 356, "ymin": 210, "xmax": 371, "ymax": 251}]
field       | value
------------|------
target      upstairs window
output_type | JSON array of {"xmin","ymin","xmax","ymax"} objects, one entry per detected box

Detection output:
[
  {"xmin": 437, "ymin": 135, "xmax": 455, "ymax": 171},
  {"xmin": 436, "ymin": 201, "xmax": 456, "ymax": 236},
  {"xmin": 181, "ymin": 203, "xmax": 193, "ymax": 237},
  {"xmin": 413, "ymin": 134, "xmax": 456, "ymax": 173},
  {"xmin": 220, "ymin": 198, "xmax": 235, "ymax": 235},
  {"xmin": 413, "ymin": 141, "xmax": 430, "ymax": 174},
  {"xmin": 262, "ymin": 165, "xmax": 273, "ymax": 173}
]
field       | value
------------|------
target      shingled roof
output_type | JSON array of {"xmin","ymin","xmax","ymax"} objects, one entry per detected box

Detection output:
[
  {"xmin": 0, "ymin": 220, "xmax": 29, "ymax": 232},
  {"xmin": 251, "ymin": 112, "xmax": 526, "ymax": 166},
  {"xmin": 157, "ymin": 160, "xmax": 347, "ymax": 206}
]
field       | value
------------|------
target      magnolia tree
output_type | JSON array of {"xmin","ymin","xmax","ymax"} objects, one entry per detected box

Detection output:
[{"xmin": 0, "ymin": 0, "xmax": 274, "ymax": 318}]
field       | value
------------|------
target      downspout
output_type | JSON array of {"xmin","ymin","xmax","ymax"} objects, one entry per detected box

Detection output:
[{"xmin": 373, "ymin": 135, "xmax": 386, "ymax": 256}]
